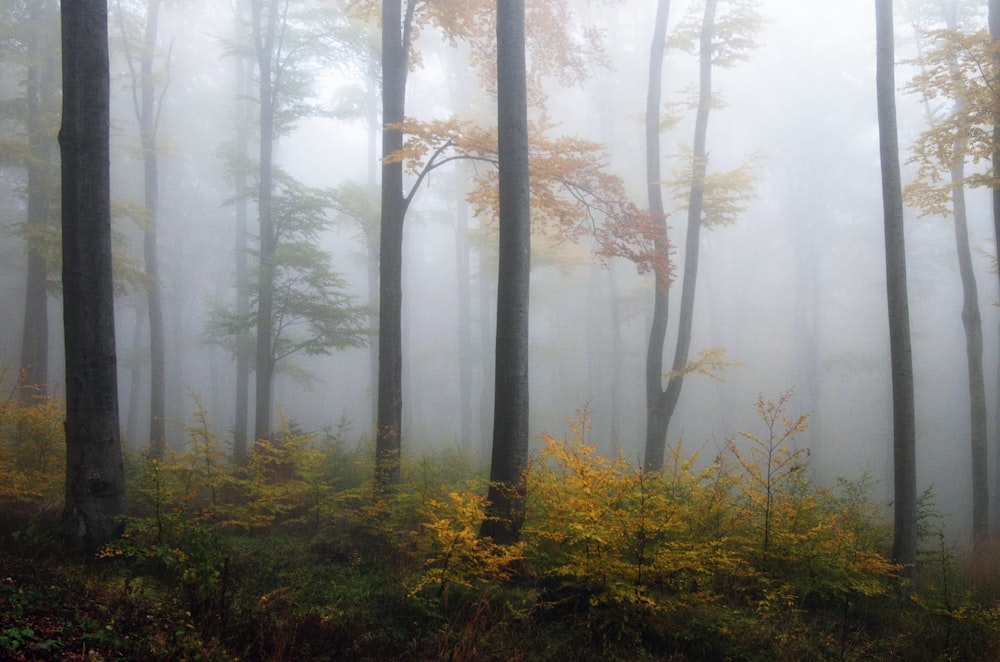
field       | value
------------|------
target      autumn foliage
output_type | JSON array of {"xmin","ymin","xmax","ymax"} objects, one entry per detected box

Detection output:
[{"xmin": 2, "ymin": 390, "xmax": 1000, "ymax": 658}]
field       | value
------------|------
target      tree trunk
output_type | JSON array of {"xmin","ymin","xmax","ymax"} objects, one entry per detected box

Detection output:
[
  {"xmin": 18, "ymin": 0, "xmax": 58, "ymax": 400},
  {"xmin": 940, "ymin": 3, "xmax": 989, "ymax": 545},
  {"xmin": 481, "ymin": 0, "xmax": 531, "ymax": 545},
  {"xmin": 232, "ymin": 0, "xmax": 253, "ymax": 463},
  {"xmin": 134, "ymin": 0, "xmax": 167, "ymax": 459},
  {"xmin": 988, "ymin": 0, "xmax": 1000, "ymax": 539},
  {"xmin": 59, "ymin": 0, "xmax": 126, "ymax": 548},
  {"xmin": 642, "ymin": 0, "xmax": 672, "ymax": 472},
  {"xmin": 252, "ymin": 0, "xmax": 279, "ymax": 442},
  {"xmin": 366, "ymin": 65, "xmax": 379, "ymax": 434},
  {"xmin": 952, "ymin": 155, "xmax": 989, "ymax": 544},
  {"xmin": 876, "ymin": 0, "xmax": 917, "ymax": 581},
  {"xmin": 375, "ymin": 0, "xmax": 412, "ymax": 491}
]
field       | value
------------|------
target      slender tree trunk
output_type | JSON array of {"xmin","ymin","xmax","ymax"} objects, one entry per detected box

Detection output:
[
  {"xmin": 876, "ymin": 0, "xmax": 917, "ymax": 581},
  {"xmin": 659, "ymin": 0, "xmax": 715, "ymax": 453},
  {"xmin": 939, "ymin": 3, "xmax": 989, "ymax": 544},
  {"xmin": 366, "ymin": 67, "xmax": 379, "ymax": 434},
  {"xmin": 133, "ymin": 0, "xmax": 168, "ymax": 459},
  {"xmin": 481, "ymin": 0, "xmax": 531, "ymax": 545},
  {"xmin": 988, "ymin": 0, "xmax": 1000, "ymax": 538},
  {"xmin": 642, "ymin": 0, "xmax": 672, "ymax": 472},
  {"xmin": 375, "ymin": 0, "xmax": 412, "ymax": 491},
  {"xmin": 59, "ymin": 0, "xmax": 126, "ymax": 548},
  {"xmin": 479, "ymin": 254, "xmax": 495, "ymax": 453},
  {"xmin": 952, "ymin": 155, "xmax": 989, "ymax": 544},
  {"xmin": 19, "ymin": 0, "xmax": 58, "ymax": 400},
  {"xmin": 456, "ymin": 197, "xmax": 474, "ymax": 449},
  {"xmin": 608, "ymin": 263, "xmax": 624, "ymax": 447},
  {"xmin": 232, "ymin": 0, "xmax": 253, "ymax": 463},
  {"xmin": 252, "ymin": 0, "xmax": 279, "ymax": 442}
]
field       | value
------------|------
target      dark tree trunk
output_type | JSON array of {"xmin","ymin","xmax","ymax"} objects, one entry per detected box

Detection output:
[
  {"xmin": 19, "ymin": 0, "xmax": 58, "ymax": 400},
  {"xmin": 876, "ymin": 0, "xmax": 917, "ymax": 581},
  {"xmin": 481, "ymin": 0, "xmax": 531, "ymax": 545},
  {"xmin": 375, "ymin": 0, "xmax": 412, "ymax": 491},
  {"xmin": 59, "ymin": 0, "xmax": 126, "ymax": 548}
]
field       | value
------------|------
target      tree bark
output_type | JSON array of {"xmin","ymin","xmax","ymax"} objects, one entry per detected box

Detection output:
[
  {"xmin": 59, "ymin": 0, "xmax": 126, "ymax": 548},
  {"xmin": 375, "ymin": 0, "xmax": 412, "ymax": 491},
  {"xmin": 481, "ymin": 0, "xmax": 531, "ymax": 545},
  {"xmin": 876, "ymin": 0, "xmax": 917, "ymax": 581}
]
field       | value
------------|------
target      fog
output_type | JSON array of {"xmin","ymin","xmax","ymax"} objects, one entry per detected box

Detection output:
[{"xmin": 2, "ymin": 0, "xmax": 996, "ymax": 542}]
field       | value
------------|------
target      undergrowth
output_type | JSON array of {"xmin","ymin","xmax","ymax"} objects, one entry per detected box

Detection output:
[{"xmin": 1, "ymin": 388, "xmax": 999, "ymax": 660}]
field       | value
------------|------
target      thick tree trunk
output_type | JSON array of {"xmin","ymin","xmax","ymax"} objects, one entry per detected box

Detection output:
[
  {"xmin": 19, "ymin": 0, "xmax": 58, "ymax": 400},
  {"xmin": 481, "ymin": 0, "xmax": 531, "ymax": 545},
  {"xmin": 59, "ymin": 0, "xmax": 126, "ymax": 548},
  {"xmin": 876, "ymin": 0, "xmax": 917, "ymax": 581},
  {"xmin": 375, "ymin": 0, "xmax": 411, "ymax": 491}
]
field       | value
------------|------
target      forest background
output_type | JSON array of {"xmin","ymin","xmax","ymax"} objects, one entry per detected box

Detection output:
[{"xmin": 2, "ymin": 0, "xmax": 1000, "ymax": 657}]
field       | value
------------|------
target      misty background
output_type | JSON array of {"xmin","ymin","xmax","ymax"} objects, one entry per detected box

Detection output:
[{"xmin": 1, "ymin": 0, "xmax": 992, "ymax": 540}]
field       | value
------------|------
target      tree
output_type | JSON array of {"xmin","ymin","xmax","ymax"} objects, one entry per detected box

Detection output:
[
  {"xmin": 990, "ymin": 0, "xmax": 1000, "ymax": 540},
  {"xmin": 246, "ymin": 0, "xmax": 349, "ymax": 441},
  {"xmin": 230, "ymin": 0, "xmax": 254, "ymax": 464},
  {"xmin": 876, "ymin": 0, "xmax": 917, "ymax": 581},
  {"xmin": 904, "ymin": 0, "xmax": 988, "ymax": 544},
  {"xmin": 638, "ymin": 0, "xmax": 759, "ymax": 472},
  {"xmin": 375, "ymin": 0, "xmax": 411, "ymax": 491},
  {"xmin": 360, "ymin": 0, "xmax": 629, "ymax": 493},
  {"xmin": 643, "ymin": 0, "xmax": 673, "ymax": 474},
  {"xmin": 206, "ymin": 170, "xmax": 369, "ymax": 413},
  {"xmin": 480, "ymin": 0, "xmax": 531, "ymax": 545},
  {"xmin": 116, "ymin": 0, "xmax": 171, "ymax": 459},
  {"xmin": 59, "ymin": 0, "xmax": 126, "ymax": 547},
  {"xmin": 17, "ymin": 0, "xmax": 59, "ymax": 401}
]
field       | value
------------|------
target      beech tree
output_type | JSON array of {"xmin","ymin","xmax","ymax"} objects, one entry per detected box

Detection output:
[
  {"xmin": 245, "ymin": 0, "xmax": 350, "ymax": 441},
  {"xmin": 904, "ymin": 0, "xmax": 988, "ymax": 544},
  {"xmin": 1, "ymin": 0, "xmax": 60, "ymax": 400},
  {"xmin": 618, "ymin": 0, "xmax": 760, "ymax": 472},
  {"xmin": 59, "ymin": 0, "xmax": 126, "ymax": 547},
  {"xmin": 480, "ymin": 0, "xmax": 531, "ymax": 545},
  {"xmin": 876, "ymin": 0, "xmax": 917, "ymax": 581},
  {"xmin": 363, "ymin": 0, "xmax": 625, "ymax": 492},
  {"xmin": 205, "ymin": 170, "xmax": 369, "ymax": 397},
  {"xmin": 115, "ymin": 0, "xmax": 171, "ymax": 459}
]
